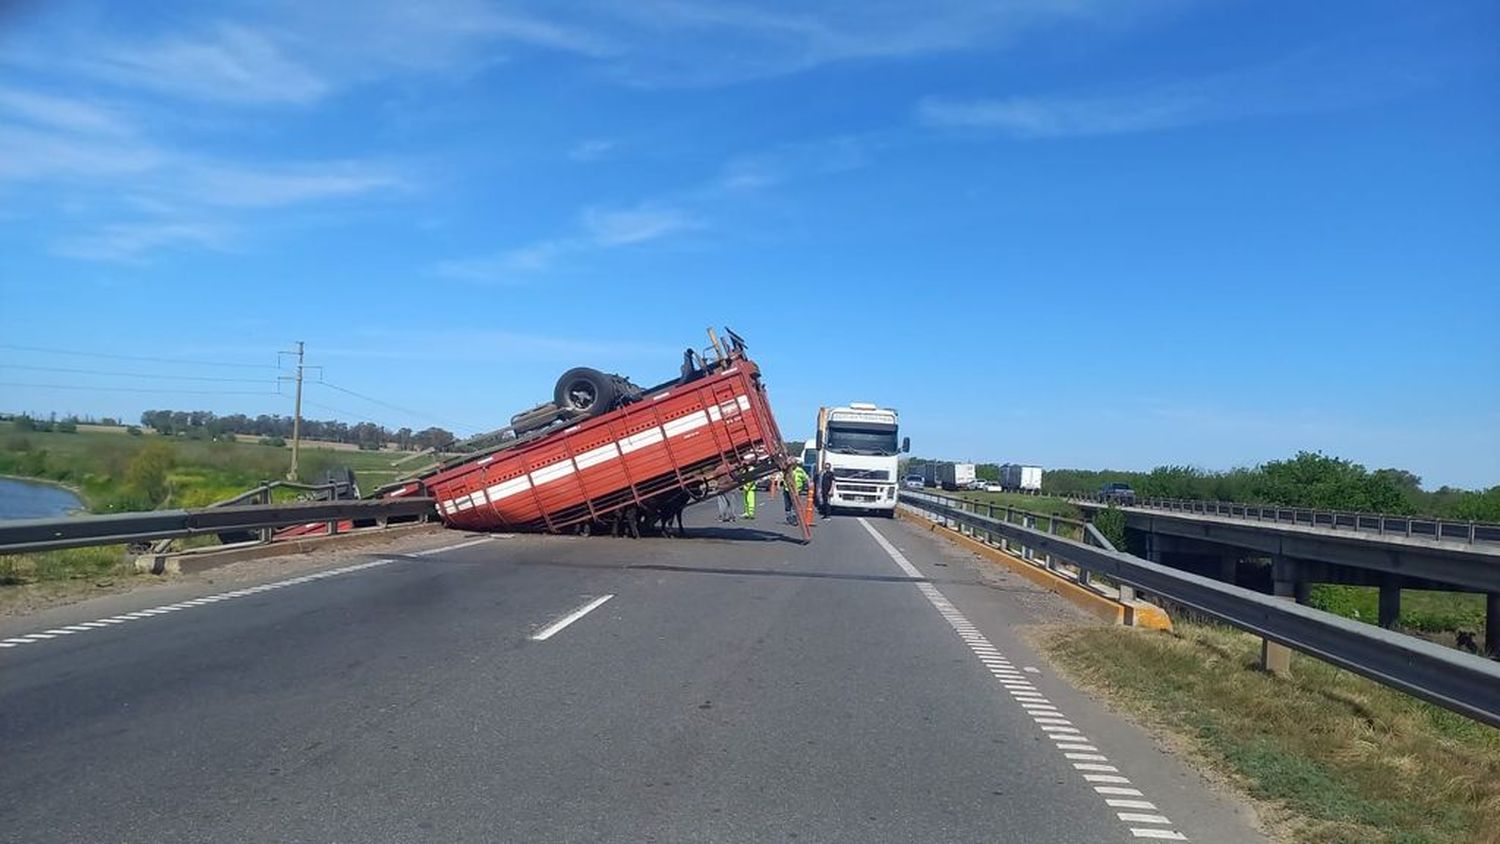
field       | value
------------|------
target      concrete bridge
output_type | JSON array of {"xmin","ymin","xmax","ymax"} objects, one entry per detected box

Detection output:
[{"xmin": 1075, "ymin": 500, "xmax": 1500, "ymax": 653}]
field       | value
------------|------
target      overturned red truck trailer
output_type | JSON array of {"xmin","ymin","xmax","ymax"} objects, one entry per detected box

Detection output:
[{"xmin": 375, "ymin": 330, "xmax": 806, "ymax": 539}]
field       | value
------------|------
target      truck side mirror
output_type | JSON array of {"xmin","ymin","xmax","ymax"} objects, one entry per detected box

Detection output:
[{"xmin": 901, "ymin": 437, "xmax": 910, "ymax": 453}]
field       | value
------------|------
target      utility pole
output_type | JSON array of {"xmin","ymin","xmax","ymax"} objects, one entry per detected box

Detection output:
[{"xmin": 278, "ymin": 341, "xmax": 311, "ymax": 481}]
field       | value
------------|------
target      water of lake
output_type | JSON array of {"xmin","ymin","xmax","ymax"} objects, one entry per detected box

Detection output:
[{"xmin": 0, "ymin": 477, "xmax": 84, "ymax": 520}]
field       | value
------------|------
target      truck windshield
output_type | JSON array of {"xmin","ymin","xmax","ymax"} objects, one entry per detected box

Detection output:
[{"xmin": 826, "ymin": 422, "xmax": 899, "ymax": 456}]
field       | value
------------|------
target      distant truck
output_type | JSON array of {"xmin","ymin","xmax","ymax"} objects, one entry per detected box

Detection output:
[
  {"xmin": 999, "ymin": 464, "xmax": 1043, "ymax": 493},
  {"xmin": 938, "ymin": 462, "xmax": 975, "ymax": 491},
  {"xmin": 918, "ymin": 463, "xmax": 942, "ymax": 487}
]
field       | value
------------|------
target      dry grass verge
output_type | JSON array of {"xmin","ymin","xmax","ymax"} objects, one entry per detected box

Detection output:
[{"xmin": 1035, "ymin": 622, "xmax": 1500, "ymax": 844}]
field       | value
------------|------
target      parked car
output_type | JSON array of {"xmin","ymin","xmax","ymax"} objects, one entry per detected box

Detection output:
[
  {"xmin": 983, "ymin": 481, "xmax": 1005, "ymax": 493},
  {"xmin": 903, "ymin": 474, "xmax": 925, "ymax": 489},
  {"xmin": 1100, "ymin": 482, "xmax": 1136, "ymax": 506}
]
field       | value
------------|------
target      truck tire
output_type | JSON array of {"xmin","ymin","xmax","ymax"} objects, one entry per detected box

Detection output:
[{"xmin": 554, "ymin": 367, "xmax": 617, "ymax": 417}]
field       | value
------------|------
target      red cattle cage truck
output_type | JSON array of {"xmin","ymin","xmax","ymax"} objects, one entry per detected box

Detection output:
[{"xmin": 376, "ymin": 329, "xmax": 808, "ymax": 540}]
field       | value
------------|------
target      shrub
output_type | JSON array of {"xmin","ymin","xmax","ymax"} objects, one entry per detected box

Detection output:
[
  {"xmin": 1093, "ymin": 506, "xmax": 1127, "ymax": 549},
  {"xmin": 123, "ymin": 442, "xmax": 175, "ymax": 506},
  {"xmin": 258, "ymin": 436, "xmax": 286, "ymax": 448}
]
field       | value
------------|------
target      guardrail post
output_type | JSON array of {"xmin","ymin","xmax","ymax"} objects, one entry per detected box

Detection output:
[
  {"xmin": 1378, "ymin": 576, "xmax": 1401, "ymax": 628},
  {"xmin": 1045, "ymin": 518, "xmax": 1059, "ymax": 572},
  {"xmin": 1487, "ymin": 593, "xmax": 1499, "ymax": 657},
  {"xmin": 1261, "ymin": 558, "xmax": 1296, "ymax": 677},
  {"xmin": 986, "ymin": 503, "xmax": 996, "ymax": 545}
]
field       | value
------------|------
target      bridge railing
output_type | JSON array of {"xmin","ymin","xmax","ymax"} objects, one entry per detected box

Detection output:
[
  {"xmin": 0, "ymin": 498, "xmax": 438, "ymax": 556},
  {"xmin": 1069, "ymin": 493, "xmax": 1499, "ymax": 544},
  {"xmin": 898, "ymin": 488, "xmax": 1500, "ymax": 728}
]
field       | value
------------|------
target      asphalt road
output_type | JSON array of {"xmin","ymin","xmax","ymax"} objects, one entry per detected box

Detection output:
[{"xmin": 0, "ymin": 506, "xmax": 1264, "ymax": 843}]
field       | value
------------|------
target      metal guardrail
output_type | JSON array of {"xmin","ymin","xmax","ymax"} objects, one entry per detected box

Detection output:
[
  {"xmin": 1070, "ymin": 493, "xmax": 1500, "ymax": 544},
  {"xmin": 0, "ymin": 498, "xmax": 437, "ymax": 555},
  {"xmin": 900, "ymin": 489, "xmax": 1500, "ymax": 727}
]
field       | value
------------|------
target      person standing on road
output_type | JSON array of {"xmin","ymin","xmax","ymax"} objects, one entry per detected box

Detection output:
[
  {"xmin": 741, "ymin": 479, "xmax": 757, "ymax": 519},
  {"xmin": 784, "ymin": 465, "xmax": 808, "ymax": 524},
  {"xmin": 819, "ymin": 463, "xmax": 836, "ymax": 519}
]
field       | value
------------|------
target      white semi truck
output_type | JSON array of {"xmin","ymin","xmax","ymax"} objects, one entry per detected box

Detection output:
[
  {"xmin": 938, "ymin": 462, "xmax": 976, "ymax": 491},
  {"xmin": 999, "ymin": 464, "xmax": 1043, "ymax": 493},
  {"xmin": 815, "ymin": 403, "xmax": 909, "ymax": 516}
]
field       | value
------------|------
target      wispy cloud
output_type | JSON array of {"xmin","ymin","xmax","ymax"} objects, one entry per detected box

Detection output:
[
  {"xmin": 581, "ymin": 203, "xmax": 694, "ymax": 245},
  {"xmin": 434, "ymin": 202, "xmax": 697, "ymax": 283},
  {"xmin": 52, "ymin": 221, "xmax": 232, "ymax": 262},
  {"xmin": 567, "ymin": 138, "xmax": 617, "ymax": 162},
  {"xmin": 0, "ymin": 75, "xmax": 404, "ymax": 261},
  {"xmin": 183, "ymin": 161, "xmax": 406, "ymax": 208},
  {"xmin": 87, "ymin": 23, "xmax": 330, "ymax": 105},
  {"xmin": 719, "ymin": 134, "xmax": 875, "ymax": 191},
  {"xmin": 0, "ymin": 86, "xmax": 133, "ymax": 135},
  {"xmin": 584, "ymin": 0, "xmax": 1124, "ymax": 87},
  {"xmin": 916, "ymin": 44, "xmax": 1443, "ymax": 138}
]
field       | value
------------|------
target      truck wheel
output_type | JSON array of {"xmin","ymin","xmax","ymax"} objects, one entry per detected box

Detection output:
[{"xmin": 554, "ymin": 367, "xmax": 617, "ymax": 416}]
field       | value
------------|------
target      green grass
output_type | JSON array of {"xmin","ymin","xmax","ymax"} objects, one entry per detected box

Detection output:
[
  {"xmin": 0, "ymin": 545, "xmax": 133, "ymax": 585},
  {"xmin": 0, "ymin": 423, "xmax": 418, "ymax": 512},
  {"xmin": 1308, "ymin": 585, "xmax": 1488, "ymax": 642},
  {"xmin": 1, "ymin": 424, "xmax": 423, "ymax": 584},
  {"xmin": 1037, "ymin": 622, "xmax": 1500, "ymax": 844},
  {"xmin": 924, "ymin": 489, "xmax": 1089, "ymax": 539},
  {"xmin": 939, "ymin": 489, "xmax": 1084, "ymax": 519}
]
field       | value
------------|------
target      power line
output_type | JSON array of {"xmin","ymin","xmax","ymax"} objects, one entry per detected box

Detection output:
[
  {"xmin": 0, "ymin": 343, "xmax": 278, "ymax": 370},
  {"xmin": 0, "ymin": 381, "xmax": 281, "ymax": 396},
  {"xmin": 314, "ymin": 380, "xmax": 478, "ymax": 433},
  {"xmin": 0, "ymin": 364, "xmax": 275, "ymax": 384}
]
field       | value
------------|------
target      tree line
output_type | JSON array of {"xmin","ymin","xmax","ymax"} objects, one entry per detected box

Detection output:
[
  {"xmin": 134, "ymin": 410, "xmax": 455, "ymax": 451},
  {"xmin": 903, "ymin": 452, "xmax": 1499, "ymax": 522}
]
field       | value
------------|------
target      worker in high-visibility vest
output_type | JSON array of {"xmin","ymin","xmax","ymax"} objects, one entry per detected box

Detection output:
[
  {"xmin": 784, "ymin": 465, "xmax": 808, "ymax": 524},
  {"xmin": 741, "ymin": 479, "xmax": 756, "ymax": 519}
]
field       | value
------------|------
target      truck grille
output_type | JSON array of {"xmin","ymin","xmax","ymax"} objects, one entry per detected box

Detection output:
[{"xmin": 833, "ymin": 468, "xmax": 890, "ymax": 481}]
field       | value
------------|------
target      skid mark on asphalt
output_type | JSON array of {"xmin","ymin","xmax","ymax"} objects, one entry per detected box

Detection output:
[
  {"xmin": 0, "ymin": 536, "xmax": 498, "ymax": 652},
  {"xmin": 858, "ymin": 518, "xmax": 1189, "ymax": 842}
]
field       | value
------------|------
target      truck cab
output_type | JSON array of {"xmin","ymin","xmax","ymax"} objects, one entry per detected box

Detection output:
[{"xmin": 816, "ymin": 403, "xmax": 909, "ymax": 517}]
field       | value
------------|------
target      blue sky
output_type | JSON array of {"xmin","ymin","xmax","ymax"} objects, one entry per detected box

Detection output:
[{"xmin": 1, "ymin": 0, "xmax": 1496, "ymax": 488}]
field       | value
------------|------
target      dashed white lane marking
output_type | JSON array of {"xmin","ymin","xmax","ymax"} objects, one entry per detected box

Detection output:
[
  {"xmin": 529, "ymin": 594, "xmax": 614, "ymax": 642},
  {"xmin": 857, "ymin": 518, "xmax": 1190, "ymax": 842},
  {"xmin": 0, "ymin": 536, "xmax": 502, "ymax": 653}
]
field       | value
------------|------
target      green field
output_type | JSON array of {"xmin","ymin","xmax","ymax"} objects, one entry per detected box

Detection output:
[
  {"xmin": 1, "ymin": 422, "xmax": 420, "ymax": 512},
  {"xmin": 1, "ymin": 423, "xmax": 425, "ymax": 585},
  {"xmin": 933, "ymin": 489, "xmax": 1084, "ymax": 519}
]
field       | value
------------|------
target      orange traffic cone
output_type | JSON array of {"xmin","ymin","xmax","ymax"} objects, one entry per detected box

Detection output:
[{"xmin": 804, "ymin": 484, "xmax": 816, "ymax": 525}]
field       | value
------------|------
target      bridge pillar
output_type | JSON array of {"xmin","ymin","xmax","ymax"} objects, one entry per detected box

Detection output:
[
  {"xmin": 1261, "ymin": 557, "xmax": 1298, "ymax": 677},
  {"xmin": 1219, "ymin": 554, "xmax": 1238, "ymax": 586},
  {"xmin": 1487, "ymin": 593, "xmax": 1499, "ymax": 657},
  {"xmin": 1378, "ymin": 576, "xmax": 1402, "ymax": 629}
]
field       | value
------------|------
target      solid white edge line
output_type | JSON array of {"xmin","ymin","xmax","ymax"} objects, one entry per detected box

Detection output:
[
  {"xmin": 1, "ymin": 558, "xmax": 400, "ymax": 652},
  {"xmin": 530, "ymin": 594, "xmax": 615, "ymax": 642},
  {"xmin": 857, "ymin": 515, "xmax": 1189, "ymax": 843}
]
